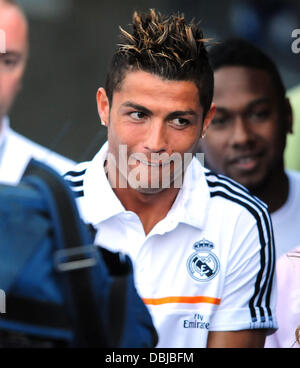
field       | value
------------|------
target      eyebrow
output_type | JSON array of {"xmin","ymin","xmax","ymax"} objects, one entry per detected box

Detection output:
[
  {"xmin": 122, "ymin": 102, "xmax": 152, "ymax": 115},
  {"xmin": 122, "ymin": 102, "xmax": 197, "ymax": 118},
  {"xmin": 166, "ymin": 110, "xmax": 197, "ymax": 120},
  {"xmin": 215, "ymin": 97, "xmax": 272, "ymax": 113}
]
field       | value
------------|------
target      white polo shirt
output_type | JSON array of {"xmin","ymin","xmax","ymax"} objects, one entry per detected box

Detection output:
[{"xmin": 65, "ymin": 142, "xmax": 277, "ymax": 348}]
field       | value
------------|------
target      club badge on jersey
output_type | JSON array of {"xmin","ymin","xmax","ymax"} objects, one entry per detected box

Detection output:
[{"xmin": 187, "ymin": 239, "xmax": 220, "ymax": 282}]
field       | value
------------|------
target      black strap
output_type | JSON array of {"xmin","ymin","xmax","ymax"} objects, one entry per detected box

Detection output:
[
  {"xmin": 108, "ymin": 276, "xmax": 128, "ymax": 346},
  {"xmin": 23, "ymin": 160, "xmax": 107, "ymax": 347},
  {"xmin": 98, "ymin": 247, "xmax": 131, "ymax": 346}
]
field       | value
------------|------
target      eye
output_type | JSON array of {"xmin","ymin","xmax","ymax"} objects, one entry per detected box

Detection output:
[
  {"xmin": 247, "ymin": 110, "xmax": 271, "ymax": 122},
  {"xmin": 170, "ymin": 118, "xmax": 190, "ymax": 128},
  {"xmin": 0, "ymin": 55, "xmax": 20, "ymax": 69},
  {"xmin": 211, "ymin": 115, "xmax": 230, "ymax": 127},
  {"xmin": 129, "ymin": 111, "xmax": 146, "ymax": 121}
]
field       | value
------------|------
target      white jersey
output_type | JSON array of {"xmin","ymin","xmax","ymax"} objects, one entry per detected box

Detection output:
[
  {"xmin": 0, "ymin": 116, "xmax": 75, "ymax": 185},
  {"xmin": 65, "ymin": 142, "xmax": 277, "ymax": 348},
  {"xmin": 271, "ymin": 170, "xmax": 300, "ymax": 259}
]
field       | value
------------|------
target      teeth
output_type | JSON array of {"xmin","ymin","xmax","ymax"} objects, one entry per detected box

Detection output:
[
  {"xmin": 139, "ymin": 160, "xmax": 169, "ymax": 167},
  {"xmin": 237, "ymin": 157, "xmax": 255, "ymax": 163}
]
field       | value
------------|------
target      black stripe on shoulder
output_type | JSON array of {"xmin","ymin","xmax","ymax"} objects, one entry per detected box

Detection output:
[
  {"xmin": 207, "ymin": 179, "xmax": 275, "ymax": 326},
  {"xmin": 205, "ymin": 170, "xmax": 266, "ymax": 208},
  {"xmin": 206, "ymin": 179, "xmax": 265, "ymax": 213},
  {"xmin": 64, "ymin": 168, "xmax": 87, "ymax": 178},
  {"xmin": 73, "ymin": 190, "xmax": 84, "ymax": 198},
  {"xmin": 67, "ymin": 180, "xmax": 83, "ymax": 188},
  {"xmin": 64, "ymin": 179, "xmax": 84, "ymax": 197},
  {"xmin": 205, "ymin": 169, "xmax": 249, "ymax": 191}
]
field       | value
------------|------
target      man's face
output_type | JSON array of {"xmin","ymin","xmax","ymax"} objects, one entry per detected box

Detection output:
[
  {"xmin": 200, "ymin": 66, "xmax": 290, "ymax": 190},
  {"xmin": 97, "ymin": 70, "xmax": 214, "ymax": 193},
  {"xmin": 0, "ymin": 4, "xmax": 28, "ymax": 121}
]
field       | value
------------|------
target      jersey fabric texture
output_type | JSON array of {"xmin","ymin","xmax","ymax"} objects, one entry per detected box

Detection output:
[
  {"xmin": 265, "ymin": 245, "xmax": 300, "ymax": 348},
  {"xmin": 65, "ymin": 142, "xmax": 277, "ymax": 348},
  {"xmin": 0, "ymin": 117, "xmax": 75, "ymax": 184},
  {"xmin": 271, "ymin": 170, "xmax": 300, "ymax": 259}
]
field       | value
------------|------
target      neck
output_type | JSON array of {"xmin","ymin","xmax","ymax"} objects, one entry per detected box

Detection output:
[
  {"xmin": 113, "ymin": 184, "xmax": 180, "ymax": 235},
  {"xmin": 251, "ymin": 164, "xmax": 289, "ymax": 213},
  {"xmin": 105, "ymin": 158, "xmax": 182, "ymax": 235}
]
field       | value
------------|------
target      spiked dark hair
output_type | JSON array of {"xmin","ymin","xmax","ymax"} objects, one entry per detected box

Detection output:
[{"xmin": 105, "ymin": 9, "xmax": 214, "ymax": 118}]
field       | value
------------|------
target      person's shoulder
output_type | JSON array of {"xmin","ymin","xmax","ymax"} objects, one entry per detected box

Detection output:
[
  {"xmin": 286, "ymin": 169, "xmax": 300, "ymax": 182},
  {"xmin": 64, "ymin": 161, "xmax": 89, "ymax": 179},
  {"xmin": 8, "ymin": 128, "xmax": 75, "ymax": 173},
  {"xmin": 204, "ymin": 169, "xmax": 269, "ymax": 218},
  {"xmin": 9, "ymin": 128, "xmax": 50, "ymax": 153}
]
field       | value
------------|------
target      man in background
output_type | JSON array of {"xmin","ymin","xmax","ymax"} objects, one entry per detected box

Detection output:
[
  {"xmin": 199, "ymin": 38, "xmax": 300, "ymax": 348},
  {"xmin": 0, "ymin": 0, "xmax": 74, "ymax": 184},
  {"xmin": 200, "ymin": 38, "xmax": 300, "ymax": 260}
]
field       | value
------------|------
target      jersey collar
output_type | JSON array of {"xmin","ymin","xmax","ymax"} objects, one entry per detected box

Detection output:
[
  {"xmin": 82, "ymin": 142, "xmax": 211, "ymax": 230},
  {"xmin": 82, "ymin": 141, "xmax": 125, "ymax": 225},
  {"xmin": 0, "ymin": 116, "xmax": 10, "ymax": 146}
]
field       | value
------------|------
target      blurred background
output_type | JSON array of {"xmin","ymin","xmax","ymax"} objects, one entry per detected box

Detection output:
[{"xmin": 11, "ymin": 0, "xmax": 300, "ymax": 162}]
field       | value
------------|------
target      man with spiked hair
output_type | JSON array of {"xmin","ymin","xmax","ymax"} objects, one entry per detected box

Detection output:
[
  {"xmin": 0, "ymin": 0, "xmax": 74, "ymax": 184},
  {"xmin": 65, "ymin": 9, "xmax": 277, "ymax": 348}
]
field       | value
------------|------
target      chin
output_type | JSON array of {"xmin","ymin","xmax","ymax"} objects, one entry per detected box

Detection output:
[{"xmin": 232, "ymin": 174, "xmax": 266, "ymax": 193}]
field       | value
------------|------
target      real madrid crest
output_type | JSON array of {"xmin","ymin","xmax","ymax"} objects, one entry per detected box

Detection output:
[{"xmin": 187, "ymin": 238, "xmax": 220, "ymax": 282}]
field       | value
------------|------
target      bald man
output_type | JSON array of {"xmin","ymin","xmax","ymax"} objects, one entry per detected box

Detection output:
[{"xmin": 0, "ymin": 0, "xmax": 74, "ymax": 184}]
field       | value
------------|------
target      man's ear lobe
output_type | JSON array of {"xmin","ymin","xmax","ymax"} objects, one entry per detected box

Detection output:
[
  {"xmin": 202, "ymin": 103, "xmax": 216, "ymax": 137},
  {"xmin": 96, "ymin": 88, "xmax": 110, "ymax": 126}
]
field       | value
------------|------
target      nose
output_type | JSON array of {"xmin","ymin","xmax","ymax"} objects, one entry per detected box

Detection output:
[
  {"xmin": 144, "ymin": 120, "xmax": 168, "ymax": 153},
  {"xmin": 230, "ymin": 116, "xmax": 255, "ymax": 148}
]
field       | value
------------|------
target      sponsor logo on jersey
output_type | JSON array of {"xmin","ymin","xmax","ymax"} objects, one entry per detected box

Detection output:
[{"xmin": 187, "ymin": 238, "xmax": 220, "ymax": 282}]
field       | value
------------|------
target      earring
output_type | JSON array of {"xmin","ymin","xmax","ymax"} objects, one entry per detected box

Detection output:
[{"xmin": 201, "ymin": 131, "xmax": 206, "ymax": 139}]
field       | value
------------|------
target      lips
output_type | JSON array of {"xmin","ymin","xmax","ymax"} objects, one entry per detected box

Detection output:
[
  {"xmin": 229, "ymin": 152, "xmax": 263, "ymax": 171},
  {"xmin": 131, "ymin": 153, "xmax": 172, "ymax": 167}
]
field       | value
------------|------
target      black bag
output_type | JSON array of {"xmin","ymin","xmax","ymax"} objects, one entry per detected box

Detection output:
[{"xmin": 0, "ymin": 159, "xmax": 158, "ymax": 348}]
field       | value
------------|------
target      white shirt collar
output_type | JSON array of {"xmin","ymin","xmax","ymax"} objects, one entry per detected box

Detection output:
[
  {"xmin": 82, "ymin": 142, "xmax": 210, "ymax": 230},
  {"xmin": 0, "ymin": 116, "xmax": 10, "ymax": 147},
  {"xmin": 0, "ymin": 116, "xmax": 10, "ymax": 166},
  {"xmin": 82, "ymin": 142, "xmax": 126, "ymax": 225}
]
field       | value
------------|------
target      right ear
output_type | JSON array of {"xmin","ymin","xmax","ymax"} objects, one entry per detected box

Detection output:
[{"xmin": 96, "ymin": 88, "xmax": 110, "ymax": 126}]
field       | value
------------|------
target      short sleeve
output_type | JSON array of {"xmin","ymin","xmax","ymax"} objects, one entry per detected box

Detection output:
[{"xmin": 209, "ymin": 206, "xmax": 277, "ymax": 332}]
